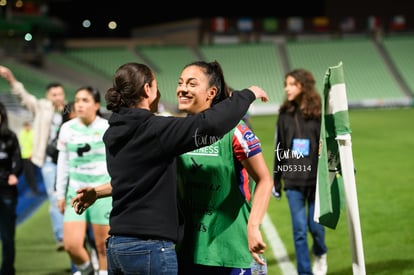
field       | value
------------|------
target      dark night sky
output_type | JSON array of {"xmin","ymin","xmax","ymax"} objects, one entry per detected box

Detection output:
[
  {"xmin": 43, "ymin": 1, "xmax": 413, "ymax": 38},
  {"xmin": 45, "ymin": 1, "xmax": 327, "ymax": 38}
]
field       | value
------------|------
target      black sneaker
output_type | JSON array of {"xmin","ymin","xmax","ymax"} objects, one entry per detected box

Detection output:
[{"xmin": 56, "ymin": 241, "xmax": 64, "ymax": 252}]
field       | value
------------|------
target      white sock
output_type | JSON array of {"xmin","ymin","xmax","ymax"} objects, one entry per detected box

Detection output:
[
  {"xmin": 98, "ymin": 271, "xmax": 108, "ymax": 275},
  {"xmin": 75, "ymin": 261, "xmax": 93, "ymax": 275}
]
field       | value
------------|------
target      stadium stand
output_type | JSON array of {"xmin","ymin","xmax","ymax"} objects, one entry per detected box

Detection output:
[
  {"xmin": 137, "ymin": 45, "xmax": 197, "ymax": 105},
  {"xmin": 63, "ymin": 46, "xmax": 144, "ymax": 79},
  {"xmin": 285, "ymin": 37, "xmax": 412, "ymax": 107},
  {"xmin": 3, "ymin": 36, "xmax": 414, "ymax": 119},
  {"xmin": 382, "ymin": 36, "xmax": 414, "ymax": 95},
  {"xmin": 199, "ymin": 43, "xmax": 285, "ymax": 114},
  {"xmin": 0, "ymin": 59, "xmax": 56, "ymax": 99}
]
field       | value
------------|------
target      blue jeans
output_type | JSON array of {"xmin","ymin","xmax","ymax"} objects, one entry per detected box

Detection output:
[
  {"xmin": 286, "ymin": 188, "xmax": 327, "ymax": 275},
  {"xmin": 178, "ymin": 261, "xmax": 253, "ymax": 275},
  {"xmin": 0, "ymin": 196, "xmax": 17, "ymax": 275},
  {"xmin": 106, "ymin": 236, "xmax": 178, "ymax": 275},
  {"xmin": 41, "ymin": 160, "xmax": 64, "ymax": 243}
]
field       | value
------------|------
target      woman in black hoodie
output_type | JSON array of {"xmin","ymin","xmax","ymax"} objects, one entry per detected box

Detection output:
[
  {"xmin": 0, "ymin": 102, "xmax": 22, "ymax": 275},
  {"xmin": 272, "ymin": 68, "xmax": 327, "ymax": 275},
  {"xmin": 71, "ymin": 62, "xmax": 268, "ymax": 274}
]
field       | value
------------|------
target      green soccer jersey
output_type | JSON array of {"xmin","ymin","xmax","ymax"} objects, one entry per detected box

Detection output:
[{"xmin": 177, "ymin": 123, "xmax": 261, "ymax": 268}]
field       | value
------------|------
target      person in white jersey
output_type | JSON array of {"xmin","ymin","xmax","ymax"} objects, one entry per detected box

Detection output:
[{"xmin": 56, "ymin": 86, "xmax": 111, "ymax": 275}]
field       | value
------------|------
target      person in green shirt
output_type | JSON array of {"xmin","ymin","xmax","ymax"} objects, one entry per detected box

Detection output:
[{"xmin": 175, "ymin": 61, "xmax": 273, "ymax": 274}]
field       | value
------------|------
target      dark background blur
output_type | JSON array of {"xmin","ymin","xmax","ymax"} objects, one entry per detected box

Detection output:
[
  {"xmin": 46, "ymin": 0, "xmax": 325, "ymax": 33},
  {"xmin": 5, "ymin": 0, "xmax": 412, "ymax": 38}
]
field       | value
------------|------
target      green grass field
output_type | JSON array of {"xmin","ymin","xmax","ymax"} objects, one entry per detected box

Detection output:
[
  {"xmin": 10, "ymin": 107, "xmax": 414, "ymax": 274},
  {"xmin": 255, "ymin": 107, "xmax": 414, "ymax": 275}
]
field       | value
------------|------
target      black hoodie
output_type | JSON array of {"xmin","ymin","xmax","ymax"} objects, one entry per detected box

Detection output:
[
  {"xmin": 103, "ymin": 89, "xmax": 256, "ymax": 242},
  {"xmin": 0, "ymin": 131, "xmax": 22, "ymax": 198},
  {"xmin": 273, "ymin": 108, "xmax": 321, "ymax": 192}
]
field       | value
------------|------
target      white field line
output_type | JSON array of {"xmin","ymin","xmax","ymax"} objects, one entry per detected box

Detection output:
[{"xmin": 262, "ymin": 213, "xmax": 297, "ymax": 275}]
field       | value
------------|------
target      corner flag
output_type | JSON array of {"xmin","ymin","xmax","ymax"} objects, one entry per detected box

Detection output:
[
  {"xmin": 314, "ymin": 62, "xmax": 347, "ymax": 229},
  {"xmin": 314, "ymin": 62, "xmax": 366, "ymax": 275}
]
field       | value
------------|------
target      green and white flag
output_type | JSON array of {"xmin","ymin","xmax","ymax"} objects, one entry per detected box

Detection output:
[
  {"xmin": 314, "ymin": 62, "xmax": 347, "ymax": 229},
  {"xmin": 315, "ymin": 62, "xmax": 366, "ymax": 274}
]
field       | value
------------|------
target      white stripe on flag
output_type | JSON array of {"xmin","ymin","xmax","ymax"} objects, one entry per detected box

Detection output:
[{"xmin": 327, "ymin": 83, "xmax": 348, "ymax": 115}]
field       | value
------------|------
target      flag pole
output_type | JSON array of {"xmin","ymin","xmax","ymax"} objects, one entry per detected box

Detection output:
[{"xmin": 337, "ymin": 136, "xmax": 366, "ymax": 275}]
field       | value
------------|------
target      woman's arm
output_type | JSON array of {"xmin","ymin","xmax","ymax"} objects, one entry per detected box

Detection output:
[
  {"xmin": 161, "ymin": 87, "xmax": 268, "ymax": 156},
  {"xmin": 0, "ymin": 65, "xmax": 38, "ymax": 113},
  {"xmin": 55, "ymin": 124, "xmax": 71, "ymax": 213},
  {"xmin": 242, "ymin": 152, "xmax": 273, "ymax": 264}
]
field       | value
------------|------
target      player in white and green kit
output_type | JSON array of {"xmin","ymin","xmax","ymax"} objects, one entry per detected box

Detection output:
[{"xmin": 56, "ymin": 86, "xmax": 111, "ymax": 275}]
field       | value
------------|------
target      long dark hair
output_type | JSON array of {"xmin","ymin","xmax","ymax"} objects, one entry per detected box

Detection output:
[
  {"xmin": 105, "ymin": 62, "xmax": 155, "ymax": 112},
  {"xmin": 279, "ymin": 68, "xmax": 321, "ymax": 119},
  {"xmin": 75, "ymin": 85, "xmax": 103, "ymax": 116},
  {"xmin": 182, "ymin": 60, "xmax": 231, "ymax": 106}
]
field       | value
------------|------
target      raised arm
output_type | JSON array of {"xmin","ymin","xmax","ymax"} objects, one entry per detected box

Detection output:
[
  {"xmin": 162, "ymin": 87, "xmax": 269, "ymax": 156},
  {"xmin": 0, "ymin": 65, "xmax": 38, "ymax": 113},
  {"xmin": 0, "ymin": 65, "xmax": 17, "ymax": 84}
]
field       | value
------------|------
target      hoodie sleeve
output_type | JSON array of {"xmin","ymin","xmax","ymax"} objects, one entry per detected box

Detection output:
[
  {"xmin": 55, "ymin": 123, "xmax": 70, "ymax": 200},
  {"xmin": 11, "ymin": 133, "xmax": 23, "ymax": 177},
  {"xmin": 158, "ymin": 88, "xmax": 256, "ymax": 156}
]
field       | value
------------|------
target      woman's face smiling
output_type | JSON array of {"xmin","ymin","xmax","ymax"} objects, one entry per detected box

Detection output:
[{"xmin": 176, "ymin": 65, "xmax": 216, "ymax": 115}]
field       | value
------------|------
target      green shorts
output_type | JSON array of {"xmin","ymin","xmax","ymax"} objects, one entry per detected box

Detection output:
[{"xmin": 64, "ymin": 186, "xmax": 112, "ymax": 225}]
